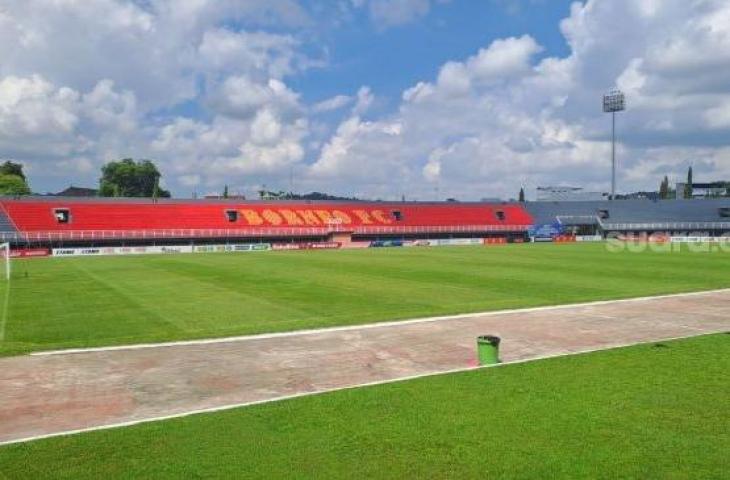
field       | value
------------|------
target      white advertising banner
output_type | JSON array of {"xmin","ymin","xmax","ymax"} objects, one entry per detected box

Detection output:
[
  {"xmin": 670, "ymin": 236, "xmax": 730, "ymax": 243},
  {"xmin": 433, "ymin": 238, "xmax": 483, "ymax": 246},
  {"xmin": 576, "ymin": 235, "xmax": 603, "ymax": 242},
  {"xmin": 53, "ymin": 245, "xmax": 194, "ymax": 257},
  {"xmin": 52, "ymin": 243, "xmax": 271, "ymax": 257},
  {"xmin": 403, "ymin": 238, "xmax": 483, "ymax": 247},
  {"xmin": 194, "ymin": 243, "xmax": 271, "ymax": 253}
]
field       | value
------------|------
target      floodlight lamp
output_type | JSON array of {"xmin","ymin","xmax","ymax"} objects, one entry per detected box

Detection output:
[{"xmin": 603, "ymin": 89, "xmax": 625, "ymax": 113}]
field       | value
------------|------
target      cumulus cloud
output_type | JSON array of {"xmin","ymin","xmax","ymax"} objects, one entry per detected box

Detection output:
[
  {"xmin": 197, "ymin": 29, "xmax": 304, "ymax": 80},
  {"xmin": 208, "ymin": 77, "xmax": 302, "ymax": 120},
  {"xmin": 0, "ymin": 0, "xmax": 316, "ymax": 192},
  {"xmin": 3, "ymin": 0, "xmax": 730, "ymax": 199},
  {"xmin": 0, "ymin": 0, "xmax": 313, "ymax": 112},
  {"xmin": 312, "ymin": 0, "xmax": 730, "ymax": 200},
  {"xmin": 0, "ymin": 74, "xmax": 145, "ymax": 182},
  {"xmin": 0, "ymin": 75, "xmax": 79, "ymax": 138}
]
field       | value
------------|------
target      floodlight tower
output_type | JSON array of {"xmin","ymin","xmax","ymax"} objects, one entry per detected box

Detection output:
[{"xmin": 602, "ymin": 89, "xmax": 625, "ymax": 200}]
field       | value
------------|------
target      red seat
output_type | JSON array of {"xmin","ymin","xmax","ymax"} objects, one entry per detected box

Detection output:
[{"xmin": 0, "ymin": 200, "xmax": 534, "ymax": 236}]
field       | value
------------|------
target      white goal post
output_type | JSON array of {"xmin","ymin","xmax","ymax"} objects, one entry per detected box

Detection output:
[{"xmin": 0, "ymin": 243, "xmax": 9, "ymax": 280}]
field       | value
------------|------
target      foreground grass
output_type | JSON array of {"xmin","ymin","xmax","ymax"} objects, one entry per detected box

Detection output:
[
  {"xmin": 1, "ymin": 334, "xmax": 728, "ymax": 479},
  {"xmin": 2, "ymin": 243, "xmax": 730, "ymax": 355}
]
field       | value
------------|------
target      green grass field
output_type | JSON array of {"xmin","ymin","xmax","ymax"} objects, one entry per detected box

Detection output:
[
  {"xmin": 1, "ymin": 334, "xmax": 728, "ymax": 479},
  {"xmin": 2, "ymin": 243, "xmax": 730, "ymax": 356}
]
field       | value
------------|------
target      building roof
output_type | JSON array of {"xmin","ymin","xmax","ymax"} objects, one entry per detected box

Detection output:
[{"xmin": 53, "ymin": 186, "xmax": 98, "ymax": 197}]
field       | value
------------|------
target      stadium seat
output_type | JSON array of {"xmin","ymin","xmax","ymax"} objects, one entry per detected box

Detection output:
[{"xmin": 0, "ymin": 199, "xmax": 535, "ymax": 239}]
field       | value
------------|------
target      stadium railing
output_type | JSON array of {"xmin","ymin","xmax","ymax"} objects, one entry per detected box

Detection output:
[{"xmin": 601, "ymin": 222, "xmax": 730, "ymax": 231}]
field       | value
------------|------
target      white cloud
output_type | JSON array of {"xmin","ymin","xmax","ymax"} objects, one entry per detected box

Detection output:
[
  {"xmin": 313, "ymin": 0, "xmax": 730, "ymax": 200},
  {"xmin": 0, "ymin": 75, "xmax": 79, "ymax": 137},
  {"xmin": 310, "ymin": 116, "xmax": 405, "ymax": 182},
  {"xmin": 3, "ymin": 0, "xmax": 730, "ymax": 200},
  {"xmin": 352, "ymin": 86, "xmax": 375, "ymax": 115},
  {"xmin": 0, "ymin": 0, "xmax": 317, "ymax": 192},
  {"xmin": 0, "ymin": 0, "xmax": 311, "ymax": 109},
  {"xmin": 197, "ymin": 28, "xmax": 303, "ymax": 80},
  {"xmin": 209, "ymin": 76, "xmax": 302, "ymax": 120},
  {"xmin": 0, "ymin": 73, "xmax": 149, "ymax": 182},
  {"xmin": 312, "ymin": 95, "xmax": 353, "ymax": 113}
]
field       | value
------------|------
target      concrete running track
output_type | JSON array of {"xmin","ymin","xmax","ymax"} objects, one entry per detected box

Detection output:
[{"xmin": 1, "ymin": 289, "xmax": 730, "ymax": 445}]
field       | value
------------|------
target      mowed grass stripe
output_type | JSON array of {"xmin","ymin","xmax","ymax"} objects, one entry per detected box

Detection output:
[
  {"xmin": 112, "ymin": 258, "xmax": 313, "ymax": 333},
  {"xmin": 145, "ymin": 254, "xmax": 403, "ymax": 325},
  {"xmin": 2, "ymin": 243, "xmax": 730, "ymax": 356},
  {"xmin": 1, "ymin": 334, "xmax": 727, "ymax": 479},
  {"xmin": 5, "ymin": 259, "xmax": 164, "ymax": 345},
  {"xmin": 146, "ymin": 250, "xmax": 505, "ymax": 322},
  {"xmin": 71, "ymin": 261, "xmax": 187, "ymax": 335}
]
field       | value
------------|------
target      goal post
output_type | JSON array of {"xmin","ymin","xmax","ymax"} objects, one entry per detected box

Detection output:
[{"xmin": 0, "ymin": 243, "xmax": 9, "ymax": 280}]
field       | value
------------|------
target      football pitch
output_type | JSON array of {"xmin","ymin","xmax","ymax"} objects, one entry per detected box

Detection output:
[{"xmin": 2, "ymin": 243, "xmax": 730, "ymax": 356}]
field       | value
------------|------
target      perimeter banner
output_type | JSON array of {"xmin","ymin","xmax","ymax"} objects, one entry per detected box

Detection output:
[
  {"xmin": 271, "ymin": 242, "xmax": 341, "ymax": 251},
  {"xmin": 10, "ymin": 248, "xmax": 51, "ymax": 258},
  {"xmin": 52, "ymin": 245, "xmax": 194, "ymax": 256},
  {"xmin": 194, "ymin": 243, "xmax": 271, "ymax": 253}
]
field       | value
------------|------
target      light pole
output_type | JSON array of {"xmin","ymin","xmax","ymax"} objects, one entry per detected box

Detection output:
[{"xmin": 602, "ymin": 89, "xmax": 625, "ymax": 200}]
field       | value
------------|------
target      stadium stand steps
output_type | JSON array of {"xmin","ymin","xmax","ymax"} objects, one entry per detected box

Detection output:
[
  {"xmin": 526, "ymin": 199, "xmax": 730, "ymax": 227},
  {"xmin": 0, "ymin": 199, "xmax": 534, "ymax": 234},
  {"xmin": 0, "ymin": 207, "xmax": 17, "ymax": 233}
]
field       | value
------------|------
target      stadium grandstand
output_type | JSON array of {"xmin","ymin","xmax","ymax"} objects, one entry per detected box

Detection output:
[
  {"xmin": 0, "ymin": 197, "xmax": 533, "ymax": 250},
  {"xmin": 526, "ymin": 199, "xmax": 730, "ymax": 236},
  {"xmin": 2, "ymin": 196, "xmax": 730, "ymax": 255}
]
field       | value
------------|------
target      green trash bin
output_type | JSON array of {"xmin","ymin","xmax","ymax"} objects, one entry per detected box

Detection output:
[{"xmin": 477, "ymin": 335, "xmax": 501, "ymax": 365}]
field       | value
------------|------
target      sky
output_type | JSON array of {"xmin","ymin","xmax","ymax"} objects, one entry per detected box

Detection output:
[{"xmin": 1, "ymin": 0, "xmax": 730, "ymax": 200}]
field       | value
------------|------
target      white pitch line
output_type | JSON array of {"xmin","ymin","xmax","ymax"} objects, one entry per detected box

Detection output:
[
  {"xmin": 2, "ymin": 331, "xmax": 723, "ymax": 448},
  {"xmin": 32, "ymin": 287, "xmax": 730, "ymax": 356}
]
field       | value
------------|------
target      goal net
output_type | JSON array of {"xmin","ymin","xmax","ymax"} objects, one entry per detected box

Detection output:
[{"xmin": 0, "ymin": 243, "xmax": 9, "ymax": 280}]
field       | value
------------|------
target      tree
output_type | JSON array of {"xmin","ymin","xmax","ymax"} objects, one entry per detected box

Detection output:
[
  {"xmin": 518, "ymin": 187, "xmax": 525, "ymax": 202},
  {"xmin": 659, "ymin": 176, "xmax": 669, "ymax": 199},
  {"xmin": 0, "ymin": 161, "xmax": 26, "ymax": 180},
  {"xmin": 223, "ymin": 184, "xmax": 229, "ymax": 199},
  {"xmin": 684, "ymin": 166, "xmax": 693, "ymax": 199},
  {"xmin": 99, "ymin": 158, "xmax": 170, "ymax": 198},
  {"xmin": 0, "ymin": 174, "xmax": 31, "ymax": 196}
]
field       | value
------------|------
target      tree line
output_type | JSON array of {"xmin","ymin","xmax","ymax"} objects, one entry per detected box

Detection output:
[
  {"xmin": 0, "ymin": 158, "xmax": 170, "ymax": 198},
  {"xmin": 663, "ymin": 166, "xmax": 729, "ymax": 199},
  {"xmin": 99, "ymin": 158, "xmax": 170, "ymax": 198},
  {"xmin": 3, "ymin": 158, "xmax": 728, "ymax": 201}
]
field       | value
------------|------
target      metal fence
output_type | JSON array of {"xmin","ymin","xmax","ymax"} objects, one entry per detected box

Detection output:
[
  {"xmin": 557, "ymin": 214, "xmax": 730, "ymax": 232},
  {"xmin": 601, "ymin": 222, "xmax": 730, "ymax": 231}
]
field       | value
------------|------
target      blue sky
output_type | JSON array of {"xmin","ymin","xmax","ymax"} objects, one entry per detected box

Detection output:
[
  {"xmin": 1, "ymin": 0, "xmax": 729, "ymax": 200},
  {"xmin": 291, "ymin": 1, "xmax": 574, "ymax": 105}
]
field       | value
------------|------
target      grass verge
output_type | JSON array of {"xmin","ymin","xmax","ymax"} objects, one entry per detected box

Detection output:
[{"xmin": 1, "ymin": 334, "xmax": 728, "ymax": 478}]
